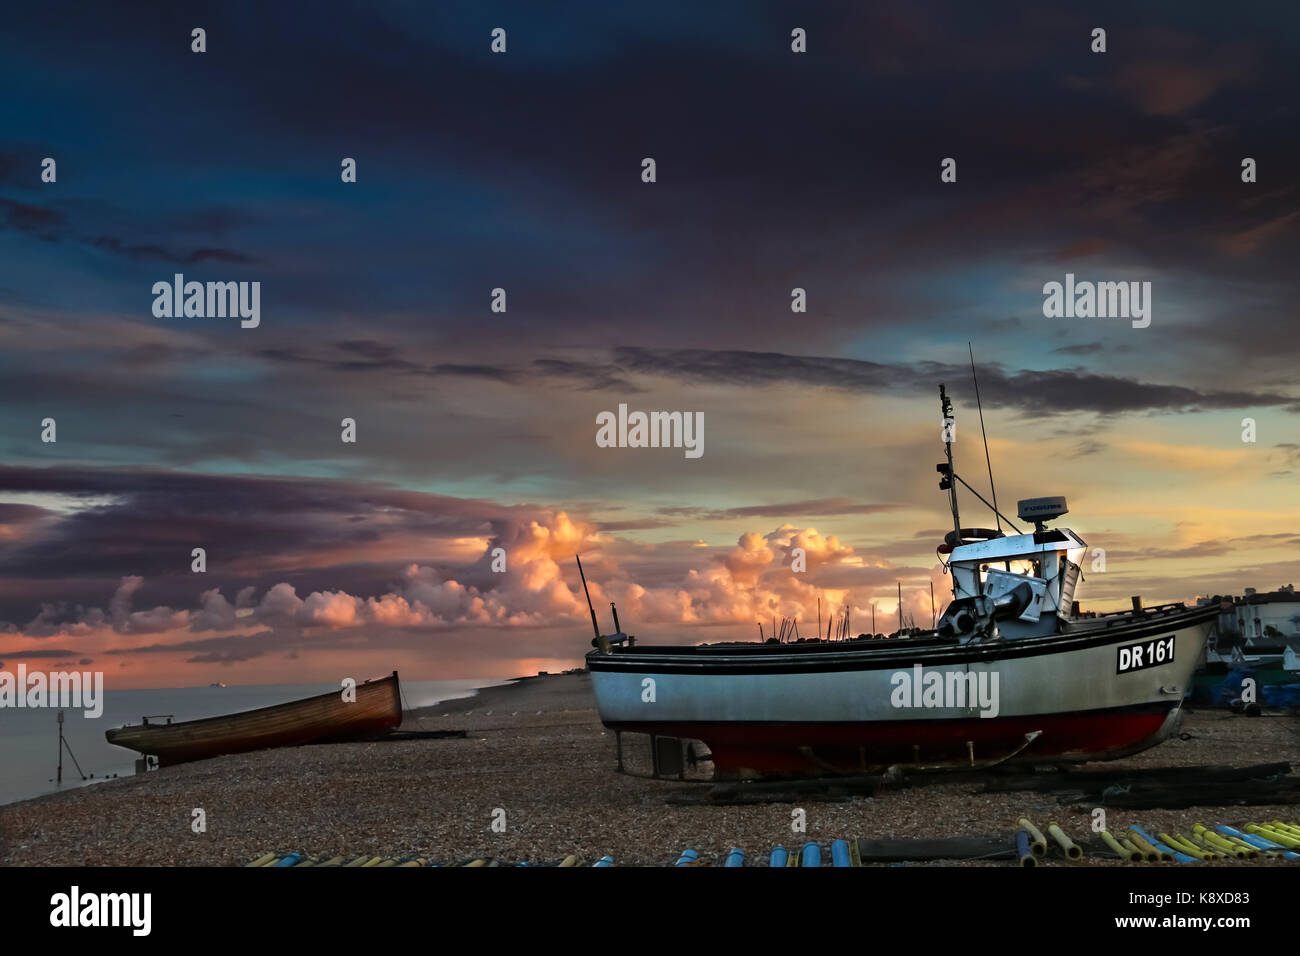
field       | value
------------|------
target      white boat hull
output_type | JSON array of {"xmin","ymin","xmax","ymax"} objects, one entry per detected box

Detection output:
[{"xmin": 588, "ymin": 607, "xmax": 1215, "ymax": 774}]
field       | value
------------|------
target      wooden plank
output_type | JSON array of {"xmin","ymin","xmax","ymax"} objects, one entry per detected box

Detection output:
[
  {"xmin": 981, "ymin": 762, "xmax": 1291, "ymax": 794},
  {"xmin": 1058, "ymin": 780, "xmax": 1300, "ymax": 810},
  {"xmin": 856, "ymin": 836, "xmax": 1016, "ymax": 862}
]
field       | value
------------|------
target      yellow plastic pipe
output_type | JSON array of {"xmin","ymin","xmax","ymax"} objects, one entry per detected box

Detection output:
[
  {"xmin": 1264, "ymin": 827, "xmax": 1300, "ymax": 848},
  {"xmin": 1259, "ymin": 824, "xmax": 1300, "ymax": 847},
  {"xmin": 557, "ymin": 855, "xmax": 578, "ymax": 867},
  {"xmin": 360, "ymin": 856, "xmax": 384, "ymax": 868},
  {"xmin": 1100, "ymin": 830, "xmax": 1140, "ymax": 861},
  {"xmin": 343, "ymin": 855, "xmax": 371, "ymax": 867},
  {"xmin": 1224, "ymin": 836, "xmax": 1271, "ymax": 858},
  {"xmin": 1248, "ymin": 824, "xmax": 1300, "ymax": 848},
  {"xmin": 1161, "ymin": 834, "xmax": 1212, "ymax": 861},
  {"xmin": 376, "ymin": 859, "xmax": 398, "ymax": 868},
  {"xmin": 245, "ymin": 853, "xmax": 276, "ymax": 867},
  {"xmin": 1048, "ymin": 822, "xmax": 1082, "ymax": 860},
  {"xmin": 1127, "ymin": 830, "xmax": 1170, "ymax": 862},
  {"xmin": 317, "ymin": 856, "xmax": 346, "ymax": 867},
  {"xmin": 1187, "ymin": 831, "xmax": 1233, "ymax": 859},
  {"xmin": 1017, "ymin": 818, "xmax": 1048, "ymax": 857},
  {"xmin": 1192, "ymin": 827, "xmax": 1246, "ymax": 859},
  {"xmin": 1119, "ymin": 837, "xmax": 1147, "ymax": 861},
  {"xmin": 463, "ymin": 859, "xmax": 487, "ymax": 867}
]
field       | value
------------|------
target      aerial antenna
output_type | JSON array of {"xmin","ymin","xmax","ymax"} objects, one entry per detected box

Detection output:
[
  {"xmin": 575, "ymin": 556, "xmax": 602, "ymax": 647},
  {"xmin": 968, "ymin": 342, "xmax": 1000, "ymax": 532},
  {"xmin": 938, "ymin": 384, "xmax": 962, "ymax": 543}
]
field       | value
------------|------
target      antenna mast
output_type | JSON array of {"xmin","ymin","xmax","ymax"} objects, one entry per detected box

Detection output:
[
  {"xmin": 968, "ymin": 343, "xmax": 1000, "ymax": 532},
  {"xmin": 575, "ymin": 556, "xmax": 602, "ymax": 645},
  {"xmin": 939, "ymin": 384, "xmax": 961, "ymax": 542}
]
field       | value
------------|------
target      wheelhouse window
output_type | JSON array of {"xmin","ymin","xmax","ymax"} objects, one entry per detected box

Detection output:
[
  {"xmin": 1007, "ymin": 559, "xmax": 1042, "ymax": 578},
  {"xmin": 978, "ymin": 558, "xmax": 1042, "ymax": 584}
]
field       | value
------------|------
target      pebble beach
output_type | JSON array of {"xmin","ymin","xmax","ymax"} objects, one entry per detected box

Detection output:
[{"xmin": 2, "ymin": 672, "xmax": 1298, "ymax": 867}]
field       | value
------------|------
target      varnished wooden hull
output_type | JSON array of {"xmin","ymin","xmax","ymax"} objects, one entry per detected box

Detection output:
[{"xmin": 105, "ymin": 673, "xmax": 402, "ymax": 766}]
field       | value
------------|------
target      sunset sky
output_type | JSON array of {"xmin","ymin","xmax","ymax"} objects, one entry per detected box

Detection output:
[{"xmin": 1, "ymin": 2, "xmax": 1297, "ymax": 688}]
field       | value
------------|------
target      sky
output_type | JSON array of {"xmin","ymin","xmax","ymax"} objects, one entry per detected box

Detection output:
[{"xmin": 1, "ymin": 1, "xmax": 1297, "ymax": 688}]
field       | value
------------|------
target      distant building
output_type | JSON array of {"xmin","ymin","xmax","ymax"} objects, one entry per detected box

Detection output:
[
  {"xmin": 1230, "ymin": 585, "xmax": 1300, "ymax": 640},
  {"xmin": 1200, "ymin": 585, "xmax": 1300, "ymax": 664}
]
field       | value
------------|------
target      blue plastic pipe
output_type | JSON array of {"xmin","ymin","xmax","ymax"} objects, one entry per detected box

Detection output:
[
  {"xmin": 831, "ymin": 840, "xmax": 852, "ymax": 867},
  {"xmin": 1131, "ymin": 825, "xmax": 1197, "ymax": 864},
  {"xmin": 725, "ymin": 848, "xmax": 745, "ymax": 868},
  {"xmin": 592, "ymin": 856, "xmax": 614, "ymax": 867},
  {"xmin": 1217, "ymin": 825, "xmax": 1300, "ymax": 860},
  {"xmin": 801, "ymin": 843, "xmax": 821, "ymax": 868},
  {"xmin": 769, "ymin": 846, "xmax": 788, "ymax": 868},
  {"xmin": 1015, "ymin": 829, "xmax": 1034, "ymax": 866},
  {"xmin": 674, "ymin": 849, "xmax": 699, "ymax": 867},
  {"xmin": 270, "ymin": 853, "xmax": 303, "ymax": 867}
]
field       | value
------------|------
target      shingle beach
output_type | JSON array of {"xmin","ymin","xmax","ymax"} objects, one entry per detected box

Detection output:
[{"xmin": 2, "ymin": 672, "xmax": 1298, "ymax": 866}]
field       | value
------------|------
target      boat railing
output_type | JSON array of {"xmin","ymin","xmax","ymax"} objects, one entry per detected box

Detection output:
[
  {"xmin": 1084, "ymin": 602, "xmax": 1190, "ymax": 625},
  {"xmin": 141, "ymin": 714, "xmax": 175, "ymax": 726}
]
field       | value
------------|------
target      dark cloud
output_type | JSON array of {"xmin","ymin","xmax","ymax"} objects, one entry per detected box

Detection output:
[
  {"xmin": 0, "ymin": 152, "xmax": 19, "ymax": 185},
  {"xmin": 1051, "ymin": 238, "xmax": 1112, "ymax": 261},
  {"xmin": 0, "ymin": 199, "xmax": 257, "ymax": 263},
  {"xmin": 89, "ymin": 236, "xmax": 257, "ymax": 265},
  {"xmin": 0, "ymin": 465, "xmax": 549, "ymax": 620},
  {"xmin": 593, "ymin": 518, "xmax": 681, "ymax": 532},
  {"xmin": 0, "ymin": 197, "xmax": 63, "ymax": 240},
  {"xmin": 433, "ymin": 363, "xmax": 523, "ymax": 383},
  {"xmin": 0, "ymin": 502, "xmax": 53, "ymax": 523},
  {"xmin": 532, "ymin": 359, "xmax": 642, "ymax": 392},
  {"xmin": 609, "ymin": 347, "xmax": 1299, "ymax": 415},
  {"xmin": 0, "ymin": 648, "xmax": 80, "ymax": 659},
  {"xmin": 658, "ymin": 499, "xmax": 900, "ymax": 520},
  {"xmin": 104, "ymin": 630, "xmax": 281, "ymax": 665}
]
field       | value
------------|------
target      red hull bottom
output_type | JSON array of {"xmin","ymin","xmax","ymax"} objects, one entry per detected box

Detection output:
[{"xmin": 607, "ymin": 706, "xmax": 1175, "ymax": 774}]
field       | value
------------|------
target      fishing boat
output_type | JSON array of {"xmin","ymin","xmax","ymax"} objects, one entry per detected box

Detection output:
[
  {"xmin": 581, "ymin": 385, "xmax": 1221, "ymax": 777},
  {"xmin": 105, "ymin": 672, "xmax": 402, "ymax": 766}
]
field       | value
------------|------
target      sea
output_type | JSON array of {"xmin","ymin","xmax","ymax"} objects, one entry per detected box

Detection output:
[{"xmin": 0, "ymin": 678, "xmax": 505, "ymax": 806}]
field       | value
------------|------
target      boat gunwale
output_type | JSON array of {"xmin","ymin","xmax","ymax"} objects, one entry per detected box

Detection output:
[{"xmin": 585, "ymin": 603, "xmax": 1218, "ymax": 673}]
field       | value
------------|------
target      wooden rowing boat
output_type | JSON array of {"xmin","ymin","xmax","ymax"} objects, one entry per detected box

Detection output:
[{"xmin": 105, "ymin": 672, "xmax": 402, "ymax": 766}]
